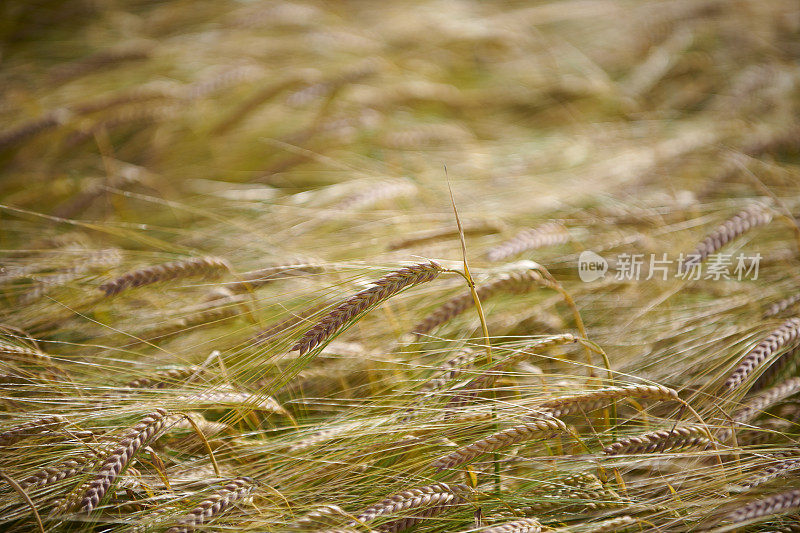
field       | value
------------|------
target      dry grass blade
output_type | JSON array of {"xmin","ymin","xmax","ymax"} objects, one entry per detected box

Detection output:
[
  {"xmin": 165, "ymin": 476, "xmax": 255, "ymax": 533},
  {"xmin": 412, "ymin": 269, "xmax": 556, "ymax": 338},
  {"xmin": 724, "ymin": 318, "xmax": 800, "ymax": 392},
  {"xmin": 99, "ymin": 256, "xmax": 232, "ymax": 296},
  {"xmin": 431, "ymin": 416, "xmax": 568, "ymax": 471},
  {"xmin": 79, "ymin": 409, "xmax": 170, "ymax": 514},
  {"xmin": 292, "ymin": 261, "xmax": 443, "ymax": 355}
]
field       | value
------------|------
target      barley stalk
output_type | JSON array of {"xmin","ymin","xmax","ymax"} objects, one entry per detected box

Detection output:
[
  {"xmin": 99, "ymin": 256, "xmax": 232, "ymax": 296},
  {"xmin": 125, "ymin": 366, "xmax": 205, "ymax": 389},
  {"xmin": 764, "ymin": 293, "xmax": 800, "ymax": 318},
  {"xmin": 0, "ymin": 415, "xmax": 67, "ymax": 446},
  {"xmin": 388, "ymin": 222, "xmax": 501, "ymax": 251},
  {"xmin": 602, "ymin": 425, "xmax": 712, "ymax": 455},
  {"xmin": 253, "ymin": 303, "xmax": 330, "ymax": 344},
  {"xmin": 376, "ymin": 495, "xmax": 464, "ymax": 533},
  {"xmin": 20, "ymin": 444, "xmax": 114, "ymax": 489},
  {"xmin": 79, "ymin": 409, "xmax": 170, "ymax": 514},
  {"xmin": 738, "ymin": 456, "xmax": 800, "ymax": 490},
  {"xmin": 292, "ymin": 261, "xmax": 443, "ymax": 355},
  {"xmin": 487, "ymin": 222, "xmax": 570, "ymax": 262},
  {"xmin": 536, "ymin": 384, "xmax": 680, "ymax": 418},
  {"xmin": 227, "ymin": 261, "xmax": 324, "ymax": 293},
  {"xmin": 476, "ymin": 518, "xmax": 542, "ymax": 533},
  {"xmin": 718, "ymin": 377, "xmax": 800, "ymax": 441},
  {"xmin": 431, "ymin": 416, "xmax": 568, "ymax": 471},
  {"xmin": 0, "ymin": 342, "xmax": 52, "ymax": 366},
  {"xmin": 412, "ymin": 269, "xmax": 556, "ymax": 338},
  {"xmin": 679, "ymin": 204, "xmax": 772, "ymax": 273},
  {"xmin": 724, "ymin": 318, "xmax": 800, "ymax": 392},
  {"xmin": 576, "ymin": 516, "xmax": 637, "ymax": 532},
  {"xmin": 355, "ymin": 483, "xmax": 469, "ymax": 523},
  {"xmin": 172, "ymin": 390, "xmax": 287, "ymax": 415},
  {"xmin": 420, "ymin": 348, "xmax": 479, "ymax": 393},
  {"xmin": 727, "ymin": 489, "xmax": 800, "ymax": 524},
  {"xmin": 166, "ymin": 476, "xmax": 255, "ymax": 533}
]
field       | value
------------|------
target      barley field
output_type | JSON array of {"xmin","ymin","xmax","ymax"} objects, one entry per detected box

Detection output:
[{"xmin": 1, "ymin": 1, "xmax": 800, "ymax": 531}]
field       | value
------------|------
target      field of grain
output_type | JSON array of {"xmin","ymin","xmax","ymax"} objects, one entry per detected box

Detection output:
[{"xmin": 1, "ymin": 1, "xmax": 800, "ymax": 531}]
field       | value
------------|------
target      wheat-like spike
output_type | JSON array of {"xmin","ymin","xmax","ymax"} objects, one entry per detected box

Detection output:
[
  {"xmin": 254, "ymin": 303, "xmax": 330, "ymax": 344},
  {"xmin": 419, "ymin": 349, "xmax": 479, "ymax": 393},
  {"xmin": 477, "ymin": 518, "xmax": 542, "ymax": 533},
  {"xmin": 125, "ymin": 366, "xmax": 204, "ymax": 389},
  {"xmin": 138, "ymin": 298, "xmax": 245, "ymax": 341},
  {"xmin": 718, "ymin": 377, "xmax": 800, "ymax": 441},
  {"xmin": 20, "ymin": 443, "xmax": 115, "ymax": 489},
  {"xmin": 602, "ymin": 425, "xmax": 712, "ymax": 455},
  {"xmin": 578, "ymin": 516, "xmax": 637, "ymax": 532},
  {"xmin": 739, "ymin": 457, "xmax": 800, "ymax": 490},
  {"xmin": 79, "ymin": 409, "xmax": 170, "ymax": 514},
  {"xmin": 431, "ymin": 416, "xmax": 568, "ymax": 471},
  {"xmin": 728, "ymin": 489, "xmax": 800, "ymax": 525},
  {"xmin": 765, "ymin": 293, "xmax": 800, "ymax": 318},
  {"xmin": 333, "ymin": 180, "xmax": 417, "ymax": 212},
  {"xmin": 0, "ymin": 108, "xmax": 72, "ymax": 150},
  {"xmin": 19, "ymin": 248, "xmax": 123, "ymax": 303},
  {"xmin": 752, "ymin": 345, "xmax": 800, "ymax": 391},
  {"xmin": 0, "ymin": 415, "xmax": 67, "ymax": 446},
  {"xmin": 355, "ymin": 483, "xmax": 469, "ymax": 523},
  {"xmin": 445, "ymin": 334, "xmax": 578, "ymax": 409},
  {"xmin": 48, "ymin": 46, "xmax": 151, "ymax": 84},
  {"xmin": 464, "ymin": 334, "xmax": 578, "ymax": 391},
  {"xmin": 99, "ymin": 256, "xmax": 232, "ymax": 296},
  {"xmin": 470, "ymin": 518, "xmax": 542, "ymax": 533},
  {"xmin": 376, "ymin": 495, "xmax": 463, "ymax": 533},
  {"xmin": 293, "ymin": 504, "xmax": 349, "ymax": 528},
  {"xmin": 313, "ymin": 530, "xmax": 369, "ymax": 533},
  {"xmin": 724, "ymin": 318, "xmax": 800, "ymax": 392},
  {"xmin": 733, "ymin": 377, "xmax": 800, "ymax": 424},
  {"xmin": 227, "ymin": 262, "xmax": 324, "ymax": 293},
  {"xmin": 292, "ymin": 261, "xmax": 443, "ymax": 355},
  {"xmin": 679, "ymin": 205, "xmax": 772, "ymax": 273},
  {"xmin": 388, "ymin": 222, "xmax": 502, "ymax": 251},
  {"xmin": 0, "ymin": 342, "xmax": 52, "ymax": 365},
  {"xmin": 537, "ymin": 384, "xmax": 680, "ymax": 418},
  {"xmin": 67, "ymin": 103, "xmax": 180, "ymax": 147},
  {"xmin": 412, "ymin": 269, "xmax": 556, "ymax": 338},
  {"xmin": 173, "ymin": 390, "xmax": 287, "ymax": 415},
  {"xmin": 166, "ymin": 476, "xmax": 255, "ymax": 533},
  {"xmin": 486, "ymin": 222, "xmax": 570, "ymax": 262}
]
